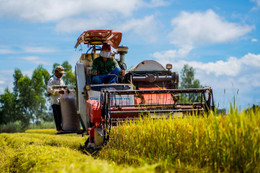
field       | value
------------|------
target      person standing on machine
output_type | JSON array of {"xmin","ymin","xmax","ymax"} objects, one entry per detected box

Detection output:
[{"xmin": 47, "ymin": 66, "xmax": 65, "ymax": 133}]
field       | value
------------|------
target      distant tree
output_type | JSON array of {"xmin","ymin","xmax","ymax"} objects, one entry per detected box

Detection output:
[
  {"xmin": 0, "ymin": 88, "xmax": 17, "ymax": 125},
  {"xmin": 31, "ymin": 65, "xmax": 50, "ymax": 122},
  {"xmin": 52, "ymin": 63, "xmax": 60, "ymax": 74},
  {"xmin": 62, "ymin": 61, "xmax": 75, "ymax": 85},
  {"xmin": 13, "ymin": 68, "xmax": 23, "ymax": 96},
  {"xmin": 51, "ymin": 61, "xmax": 75, "ymax": 85},
  {"xmin": 1, "ymin": 66, "xmax": 51, "ymax": 128},
  {"xmin": 0, "ymin": 61, "xmax": 75, "ymax": 128},
  {"xmin": 179, "ymin": 64, "xmax": 203, "ymax": 102},
  {"xmin": 16, "ymin": 75, "xmax": 34, "ymax": 127},
  {"xmin": 180, "ymin": 64, "xmax": 202, "ymax": 89}
]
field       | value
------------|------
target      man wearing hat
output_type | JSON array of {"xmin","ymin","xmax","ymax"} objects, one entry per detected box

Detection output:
[
  {"xmin": 47, "ymin": 66, "xmax": 65, "ymax": 133},
  {"xmin": 91, "ymin": 43, "xmax": 125, "ymax": 84}
]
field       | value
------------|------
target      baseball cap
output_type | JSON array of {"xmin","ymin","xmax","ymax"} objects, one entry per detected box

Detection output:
[
  {"xmin": 55, "ymin": 66, "xmax": 65, "ymax": 74},
  {"xmin": 101, "ymin": 43, "xmax": 111, "ymax": 51}
]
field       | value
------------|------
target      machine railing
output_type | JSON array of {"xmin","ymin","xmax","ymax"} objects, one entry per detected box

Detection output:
[{"xmin": 100, "ymin": 87, "xmax": 214, "ymax": 123}]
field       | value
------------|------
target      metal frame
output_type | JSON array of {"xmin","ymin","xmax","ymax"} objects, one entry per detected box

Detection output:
[{"xmin": 99, "ymin": 87, "xmax": 214, "ymax": 143}]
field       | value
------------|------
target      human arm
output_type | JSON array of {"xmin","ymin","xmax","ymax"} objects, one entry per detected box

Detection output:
[
  {"xmin": 112, "ymin": 58, "xmax": 119, "ymax": 68},
  {"xmin": 47, "ymin": 78, "xmax": 58, "ymax": 96},
  {"xmin": 47, "ymin": 77, "xmax": 65, "ymax": 96},
  {"xmin": 112, "ymin": 59, "xmax": 125, "ymax": 75},
  {"xmin": 91, "ymin": 58, "xmax": 99, "ymax": 75}
]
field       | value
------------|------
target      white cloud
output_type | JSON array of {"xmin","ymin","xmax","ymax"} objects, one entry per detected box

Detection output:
[
  {"xmin": 20, "ymin": 56, "xmax": 51, "ymax": 65},
  {"xmin": 23, "ymin": 46, "xmax": 59, "ymax": 53},
  {"xmin": 156, "ymin": 10, "xmax": 255, "ymax": 63},
  {"xmin": 252, "ymin": 0, "xmax": 260, "ymax": 6},
  {"xmin": 0, "ymin": 70, "xmax": 13, "ymax": 94},
  {"xmin": 153, "ymin": 52, "xmax": 260, "ymax": 77},
  {"xmin": 56, "ymin": 15, "xmax": 160, "ymax": 42},
  {"xmin": 0, "ymin": 49, "xmax": 19, "ymax": 54},
  {"xmin": 117, "ymin": 15, "xmax": 158, "ymax": 42},
  {"xmin": 169, "ymin": 9, "xmax": 254, "ymax": 47},
  {"xmin": 251, "ymin": 38, "xmax": 258, "ymax": 42},
  {"xmin": 152, "ymin": 52, "xmax": 260, "ymax": 108},
  {"xmin": 184, "ymin": 57, "xmax": 241, "ymax": 77},
  {"xmin": 0, "ymin": 0, "xmax": 167, "ymax": 41},
  {"xmin": 0, "ymin": 69, "xmax": 36, "ymax": 94},
  {"xmin": 152, "ymin": 45, "xmax": 193, "ymax": 60},
  {"xmin": 240, "ymin": 53, "xmax": 260, "ymax": 67},
  {"xmin": 0, "ymin": 46, "xmax": 59, "ymax": 54},
  {"xmin": 143, "ymin": 0, "xmax": 170, "ymax": 7},
  {"xmin": 55, "ymin": 18, "xmax": 107, "ymax": 33},
  {"xmin": 0, "ymin": 0, "xmax": 151, "ymax": 22}
]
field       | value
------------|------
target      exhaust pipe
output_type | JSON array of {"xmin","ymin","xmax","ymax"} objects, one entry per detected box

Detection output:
[{"xmin": 117, "ymin": 46, "xmax": 128, "ymax": 68}]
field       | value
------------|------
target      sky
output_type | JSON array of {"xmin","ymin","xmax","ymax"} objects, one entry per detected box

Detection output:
[{"xmin": 0, "ymin": 0, "xmax": 260, "ymax": 110}]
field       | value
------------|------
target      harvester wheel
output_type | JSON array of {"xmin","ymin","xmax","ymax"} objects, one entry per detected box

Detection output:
[
  {"xmin": 81, "ymin": 137, "xmax": 102, "ymax": 155},
  {"xmin": 80, "ymin": 138, "xmax": 94, "ymax": 154}
]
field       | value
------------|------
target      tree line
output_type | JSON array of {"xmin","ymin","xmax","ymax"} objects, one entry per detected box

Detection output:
[
  {"xmin": 0, "ymin": 61, "xmax": 75, "ymax": 129},
  {"xmin": 0, "ymin": 62, "xmax": 200, "ymax": 129}
]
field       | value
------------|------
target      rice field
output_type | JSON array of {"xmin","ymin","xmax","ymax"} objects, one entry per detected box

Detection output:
[
  {"xmin": 0, "ymin": 131, "xmax": 154, "ymax": 173},
  {"xmin": 1, "ymin": 108, "xmax": 260, "ymax": 172}
]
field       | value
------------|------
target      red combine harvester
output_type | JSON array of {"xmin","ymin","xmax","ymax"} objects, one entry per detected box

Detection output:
[{"xmin": 58, "ymin": 30, "xmax": 214, "ymax": 151}]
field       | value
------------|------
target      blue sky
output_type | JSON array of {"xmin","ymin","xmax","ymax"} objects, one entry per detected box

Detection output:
[{"xmin": 1, "ymin": 0, "xmax": 260, "ymax": 110}]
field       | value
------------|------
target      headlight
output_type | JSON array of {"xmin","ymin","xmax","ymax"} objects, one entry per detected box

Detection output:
[{"xmin": 166, "ymin": 64, "xmax": 172, "ymax": 71}]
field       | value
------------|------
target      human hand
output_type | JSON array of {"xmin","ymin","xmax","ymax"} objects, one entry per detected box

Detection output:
[
  {"xmin": 58, "ymin": 90, "xmax": 64, "ymax": 94},
  {"xmin": 93, "ymin": 71, "xmax": 98, "ymax": 76}
]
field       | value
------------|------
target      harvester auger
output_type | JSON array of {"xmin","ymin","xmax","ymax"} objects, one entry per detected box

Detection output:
[{"xmin": 66, "ymin": 30, "xmax": 215, "ymax": 152}]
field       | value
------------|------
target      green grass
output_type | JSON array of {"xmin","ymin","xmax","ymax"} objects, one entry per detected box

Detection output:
[
  {"xmin": 0, "ymin": 121, "xmax": 24, "ymax": 133},
  {"xmin": 27, "ymin": 121, "xmax": 56, "ymax": 129},
  {"xmin": 0, "ymin": 121, "xmax": 55, "ymax": 133}
]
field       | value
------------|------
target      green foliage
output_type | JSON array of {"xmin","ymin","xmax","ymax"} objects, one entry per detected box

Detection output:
[
  {"xmin": 52, "ymin": 61, "xmax": 75, "ymax": 85},
  {"xmin": 52, "ymin": 63, "xmax": 60, "ymax": 74},
  {"xmin": 179, "ymin": 64, "xmax": 203, "ymax": 102},
  {"xmin": 0, "ymin": 88, "xmax": 17, "ymax": 124},
  {"xmin": 180, "ymin": 64, "xmax": 202, "ymax": 89},
  {"xmin": 0, "ymin": 61, "xmax": 75, "ymax": 129},
  {"xmin": 13, "ymin": 68, "xmax": 23, "ymax": 95},
  {"xmin": 0, "ymin": 121, "xmax": 24, "ymax": 133},
  {"xmin": 62, "ymin": 61, "xmax": 76, "ymax": 85},
  {"xmin": 30, "ymin": 65, "xmax": 51, "ymax": 122},
  {"xmin": 27, "ymin": 121, "xmax": 55, "ymax": 130}
]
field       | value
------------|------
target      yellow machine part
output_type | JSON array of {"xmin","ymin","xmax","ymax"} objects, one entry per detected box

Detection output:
[{"xmin": 94, "ymin": 128, "xmax": 104, "ymax": 146}]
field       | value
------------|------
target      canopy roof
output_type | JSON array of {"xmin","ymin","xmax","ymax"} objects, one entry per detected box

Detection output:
[
  {"xmin": 128, "ymin": 60, "xmax": 166, "ymax": 72},
  {"xmin": 74, "ymin": 30, "xmax": 122, "ymax": 49}
]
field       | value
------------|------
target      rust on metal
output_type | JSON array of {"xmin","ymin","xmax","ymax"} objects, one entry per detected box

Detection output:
[{"xmin": 74, "ymin": 30, "xmax": 122, "ymax": 49}]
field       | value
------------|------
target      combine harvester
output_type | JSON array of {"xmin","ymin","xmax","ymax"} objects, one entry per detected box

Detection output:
[{"xmin": 57, "ymin": 30, "xmax": 214, "ymax": 151}]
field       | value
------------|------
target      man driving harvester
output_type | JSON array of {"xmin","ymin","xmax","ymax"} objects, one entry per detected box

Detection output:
[{"xmin": 91, "ymin": 43, "xmax": 125, "ymax": 84}]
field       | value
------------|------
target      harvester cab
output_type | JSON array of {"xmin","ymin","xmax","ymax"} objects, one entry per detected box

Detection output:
[{"xmin": 71, "ymin": 30, "xmax": 214, "ymax": 151}]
